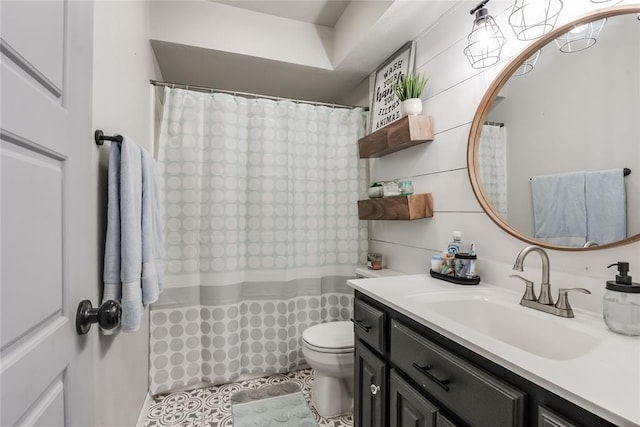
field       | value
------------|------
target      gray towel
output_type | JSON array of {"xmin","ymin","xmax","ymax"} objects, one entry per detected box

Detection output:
[
  {"xmin": 102, "ymin": 142, "xmax": 122, "ymax": 334},
  {"xmin": 102, "ymin": 136, "xmax": 163, "ymax": 333},
  {"xmin": 532, "ymin": 172, "xmax": 587, "ymax": 246},
  {"xmin": 585, "ymin": 169, "xmax": 626, "ymax": 245},
  {"xmin": 119, "ymin": 137, "xmax": 143, "ymax": 332}
]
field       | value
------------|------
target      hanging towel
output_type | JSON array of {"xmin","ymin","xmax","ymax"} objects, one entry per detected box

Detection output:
[
  {"xmin": 141, "ymin": 148, "xmax": 164, "ymax": 305},
  {"xmin": 531, "ymin": 172, "xmax": 587, "ymax": 246},
  {"xmin": 585, "ymin": 169, "xmax": 626, "ymax": 245},
  {"xmin": 102, "ymin": 142, "xmax": 122, "ymax": 336},
  {"xmin": 102, "ymin": 136, "xmax": 163, "ymax": 333}
]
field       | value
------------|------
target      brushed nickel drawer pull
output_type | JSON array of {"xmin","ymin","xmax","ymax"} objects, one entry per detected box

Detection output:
[
  {"xmin": 412, "ymin": 362, "xmax": 450, "ymax": 392},
  {"xmin": 350, "ymin": 318, "xmax": 372, "ymax": 332}
]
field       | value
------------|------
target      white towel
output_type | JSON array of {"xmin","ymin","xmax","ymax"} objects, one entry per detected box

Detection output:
[
  {"xmin": 102, "ymin": 136, "xmax": 163, "ymax": 333},
  {"xmin": 531, "ymin": 172, "xmax": 587, "ymax": 246},
  {"xmin": 585, "ymin": 169, "xmax": 626, "ymax": 245},
  {"xmin": 141, "ymin": 148, "xmax": 163, "ymax": 306}
]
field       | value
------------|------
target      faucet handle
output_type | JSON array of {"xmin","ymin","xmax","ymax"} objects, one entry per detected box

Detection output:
[
  {"xmin": 509, "ymin": 274, "xmax": 537, "ymax": 302},
  {"xmin": 555, "ymin": 288, "xmax": 592, "ymax": 314}
]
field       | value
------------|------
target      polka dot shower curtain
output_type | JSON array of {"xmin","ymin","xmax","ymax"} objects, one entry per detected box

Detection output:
[
  {"xmin": 149, "ymin": 87, "xmax": 368, "ymax": 394},
  {"xmin": 479, "ymin": 124, "xmax": 508, "ymax": 219}
]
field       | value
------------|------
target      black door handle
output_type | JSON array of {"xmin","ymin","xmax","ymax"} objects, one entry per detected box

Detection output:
[{"xmin": 76, "ymin": 300, "xmax": 121, "ymax": 335}]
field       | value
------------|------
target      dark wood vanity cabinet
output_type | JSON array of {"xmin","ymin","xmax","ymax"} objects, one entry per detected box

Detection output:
[
  {"xmin": 352, "ymin": 291, "xmax": 619, "ymax": 427},
  {"xmin": 355, "ymin": 341, "xmax": 387, "ymax": 427}
]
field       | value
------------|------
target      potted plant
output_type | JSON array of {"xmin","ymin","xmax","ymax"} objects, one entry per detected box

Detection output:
[{"xmin": 393, "ymin": 73, "xmax": 429, "ymax": 116}]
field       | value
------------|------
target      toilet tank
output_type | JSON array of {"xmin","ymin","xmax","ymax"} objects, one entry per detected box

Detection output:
[{"xmin": 355, "ymin": 267, "xmax": 404, "ymax": 278}]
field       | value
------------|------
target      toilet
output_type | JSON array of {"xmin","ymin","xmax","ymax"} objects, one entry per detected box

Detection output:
[{"xmin": 301, "ymin": 320, "xmax": 354, "ymax": 418}]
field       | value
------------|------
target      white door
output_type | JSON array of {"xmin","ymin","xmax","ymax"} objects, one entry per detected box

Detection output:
[{"xmin": 1, "ymin": 1, "xmax": 96, "ymax": 425}]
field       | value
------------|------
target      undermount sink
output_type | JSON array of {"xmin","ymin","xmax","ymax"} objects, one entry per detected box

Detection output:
[{"xmin": 410, "ymin": 291, "xmax": 601, "ymax": 360}]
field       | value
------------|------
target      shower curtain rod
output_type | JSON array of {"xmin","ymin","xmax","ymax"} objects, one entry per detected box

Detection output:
[{"xmin": 150, "ymin": 80, "xmax": 369, "ymax": 111}]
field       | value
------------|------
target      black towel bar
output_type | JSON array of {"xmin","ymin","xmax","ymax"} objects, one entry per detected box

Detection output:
[
  {"xmin": 530, "ymin": 168, "xmax": 631, "ymax": 181},
  {"xmin": 95, "ymin": 130, "xmax": 123, "ymax": 146}
]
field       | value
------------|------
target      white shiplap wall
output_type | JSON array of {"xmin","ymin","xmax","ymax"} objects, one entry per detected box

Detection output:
[{"xmin": 367, "ymin": 1, "xmax": 640, "ymax": 314}]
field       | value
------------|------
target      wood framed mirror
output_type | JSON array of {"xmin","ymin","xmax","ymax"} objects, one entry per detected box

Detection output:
[{"xmin": 468, "ymin": 5, "xmax": 640, "ymax": 251}]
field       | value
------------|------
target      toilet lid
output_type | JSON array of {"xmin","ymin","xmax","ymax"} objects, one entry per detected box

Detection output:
[{"xmin": 302, "ymin": 321, "xmax": 353, "ymax": 351}]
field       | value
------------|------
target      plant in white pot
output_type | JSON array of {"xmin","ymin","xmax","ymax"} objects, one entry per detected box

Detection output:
[{"xmin": 393, "ymin": 73, "xmax": 429, "ymax": 116}]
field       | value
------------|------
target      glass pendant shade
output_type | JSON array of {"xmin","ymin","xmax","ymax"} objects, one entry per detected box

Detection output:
[
  {"xmin": 509, "ymin": 0, "xmax": 563, "ymax": 41},
  {"xmin": 554, "ymin": 18, "xmax": 606, "ymax": 53},
  {"xmin": 513, "ymin": 49, "xmax": 541, "ymax": 76},
  {"xmin": 464, "ymin": 8, "xmax": 507, "ymax": 69}
]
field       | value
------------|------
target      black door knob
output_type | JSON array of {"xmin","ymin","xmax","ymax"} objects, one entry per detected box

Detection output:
[{"xmin": 76, "ymin": 300, "xmax": 121, "ymax": 335}]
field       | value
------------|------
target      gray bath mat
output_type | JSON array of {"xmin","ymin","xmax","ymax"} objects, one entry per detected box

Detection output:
[{"xmin": 231, "ymin": 382, "xmax": 318, "ymax": 426}]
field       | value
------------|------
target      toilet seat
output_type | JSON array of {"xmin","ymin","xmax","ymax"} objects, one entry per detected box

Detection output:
[{"xmin": 302, "ymin": 321, "xmax": 354, "ymax": 354}]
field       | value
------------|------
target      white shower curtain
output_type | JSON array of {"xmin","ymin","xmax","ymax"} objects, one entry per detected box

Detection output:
[
  {"xmin": 149, "ymin": 88, "xmax": 368, "ymax": 394},
  {"xmin": 479, "ymin": 124, "xmax": 508, "ymax": 218}
]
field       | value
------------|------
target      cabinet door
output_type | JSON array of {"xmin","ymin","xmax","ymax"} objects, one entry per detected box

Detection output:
[
  {"xmin": 436, "ymin": 413, "xmax": 459, "ymax": 427},
  {"xmin": 355, "ymin": 340, "xmax": 387, "ymax": 427},
  {"xmin": 538, "ymin": 406, "xmax": 579, "ymax": 427},
  {"xmin": 390, "ymin": 370, "xmax": 439, "ymax": 427}
]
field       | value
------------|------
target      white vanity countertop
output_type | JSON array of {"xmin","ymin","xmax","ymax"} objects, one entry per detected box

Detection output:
[{"xmin": 347, "ymin": 274, "xmax": 640, "ymax": 427}]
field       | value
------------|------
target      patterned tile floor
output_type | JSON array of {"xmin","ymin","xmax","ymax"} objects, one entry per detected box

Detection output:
[{"xmin": 145, "ymin": 368, "xmax": 353, "ymax": 427}]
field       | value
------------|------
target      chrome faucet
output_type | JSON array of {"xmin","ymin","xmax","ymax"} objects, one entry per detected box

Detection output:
[{"xmin": 510, "ymin": 245, "xmax": 591, "ymax": 318}]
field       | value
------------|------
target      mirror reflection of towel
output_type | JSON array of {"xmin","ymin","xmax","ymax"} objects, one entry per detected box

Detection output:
[
  {"xmin": 532, "ymin": 169, "xmax": 627, "ymax": 246},
  {"xmin": 532, "ymin": 172, "xmax": 587, "ymax": 246},
  {"xmin": 585, "ymin": 169, "xmax": 626, "ymax": 245}
]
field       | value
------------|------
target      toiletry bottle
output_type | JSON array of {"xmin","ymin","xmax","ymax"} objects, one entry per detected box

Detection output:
[
  {"xmin": 603, "ymin": 262, "xmax": 640, "ymax": 336},
  {"xmin": 447, "ymin": 231, "xmax": 463, "ymax": 255}
]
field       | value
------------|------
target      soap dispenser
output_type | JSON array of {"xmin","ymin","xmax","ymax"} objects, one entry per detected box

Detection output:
[{"xmin": 603, "ymin": 262, "xmax": 640, "ymax": 336}]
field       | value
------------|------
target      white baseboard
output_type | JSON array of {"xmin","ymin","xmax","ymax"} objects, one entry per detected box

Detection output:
[{"xmin": 136, "ymin": 392, "xmax": 154, "ymax": 427}]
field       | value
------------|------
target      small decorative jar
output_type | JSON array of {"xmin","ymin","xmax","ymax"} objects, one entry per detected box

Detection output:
[
  {"xmin": 382, "ymin": 180, "xmax": 399, "ymax": 197},
  {"xmin": 398, "ymin": 180, "xmax": 414, "ymax": 195},
  {"xmin": 368, "ymin": 183, "xmax": 384, "ymax": 199},
  {"xmin": 367, "ymin": 253, "xmax": 382, "ymax": 270}
]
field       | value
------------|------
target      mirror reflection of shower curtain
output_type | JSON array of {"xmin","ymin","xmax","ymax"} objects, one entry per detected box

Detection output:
[
  {"xmin": 479, "ymin": 124, "xmax": 508, "ymax": 218},
  {"xmin": 149, "ymin": 87, "xmax": 368, "ymax": 394}
]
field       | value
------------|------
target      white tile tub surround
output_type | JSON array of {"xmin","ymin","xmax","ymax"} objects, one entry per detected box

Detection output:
[
  {"xmin": 366, "ymin": 0, "xmax": 640, "ymax": 304},
  {"xmin": 348, "ymin": 275, "xmax": 640, "ymax": 427}
]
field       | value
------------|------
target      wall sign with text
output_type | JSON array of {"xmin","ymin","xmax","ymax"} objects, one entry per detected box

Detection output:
[{"xmin": 369, "ymin": 41, "xmax": 416, "ymax": 133}]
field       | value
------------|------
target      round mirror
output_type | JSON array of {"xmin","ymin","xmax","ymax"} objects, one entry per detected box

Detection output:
[{"xmin": 468, "ymin": 6, "xmax": 640, "ymax": 251}]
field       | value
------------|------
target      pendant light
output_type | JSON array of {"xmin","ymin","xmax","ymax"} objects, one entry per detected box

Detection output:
[
  {"xmin": 554, "ymin": 18, "xmax": 606, "ymax": 53},
  {"xmin": 463, "ymin": 0, "xmax": 507, "ymax": 69},
  {"xmin": 513, "ymin": 49, "xmax": 541, "ymax": 76},
  {"xmin": 509, "ymin": 0, "xmax": 563, "ymax": 41}
]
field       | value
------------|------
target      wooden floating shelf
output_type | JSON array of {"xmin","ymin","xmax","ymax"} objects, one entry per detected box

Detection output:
[
  {"xmin": 358, "ymin": 193, "xmax": 433, "ymax": 220},
  {"xmin": 359, "ymin": 115, "xmax": 434, "ymax": 159}
]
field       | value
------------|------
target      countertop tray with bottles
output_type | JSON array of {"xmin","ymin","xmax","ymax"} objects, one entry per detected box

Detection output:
[{"xmin": 429, "ymin": 269, "xmax": 480, "ymax": 285}]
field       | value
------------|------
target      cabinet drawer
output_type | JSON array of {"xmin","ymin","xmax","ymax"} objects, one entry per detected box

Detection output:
[
  {"xmin": 538, "ymin": 406, "xmax": 579, "ymax": 427},
  {"xmin": 390, "ymin": 320, "xmax": 525, "ymax": 427},
  {"xmin": 353, "ymin": 298, "xmax": 386, "ymax": 353}
]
